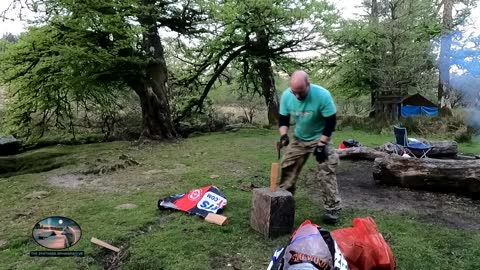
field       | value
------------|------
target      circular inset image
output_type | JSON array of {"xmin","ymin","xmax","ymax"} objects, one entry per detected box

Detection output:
[{"xmin": 32, "ymin": 216, "xmax": 82, "ymax": 250}]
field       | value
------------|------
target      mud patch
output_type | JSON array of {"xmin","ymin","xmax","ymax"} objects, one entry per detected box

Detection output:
[{"xmin": 307, "ymin": 160, "xmax": 480, "ymax": 230}]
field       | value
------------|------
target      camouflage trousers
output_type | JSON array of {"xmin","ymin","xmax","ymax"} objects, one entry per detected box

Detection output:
[{"xmin": 277, "ymin": 136, "xmax": 341, "ymax": 211}]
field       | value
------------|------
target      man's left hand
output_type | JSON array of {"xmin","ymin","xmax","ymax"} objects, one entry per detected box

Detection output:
[{"xmin": 314, "ymin": 142, "xmax": 328, "ymax": 163}]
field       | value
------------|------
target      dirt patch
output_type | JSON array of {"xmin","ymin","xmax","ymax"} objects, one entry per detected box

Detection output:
[
  {"xmin": 307, "ymin": 160, "xmax": 480, "ymax": 230},
  {"xmin": 47, "ymin": 174, "xmax": 116, "ymax": 192}
]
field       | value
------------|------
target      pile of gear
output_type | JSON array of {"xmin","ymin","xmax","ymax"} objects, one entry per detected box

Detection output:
[{"xmin": 268, "ymin": 218, "xmax": 395, "ymax": 270}]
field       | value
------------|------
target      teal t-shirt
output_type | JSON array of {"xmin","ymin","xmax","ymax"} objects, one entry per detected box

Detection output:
[{"xmin": 279, "ymin": 84, "xmax": 336, "ymax": 141}]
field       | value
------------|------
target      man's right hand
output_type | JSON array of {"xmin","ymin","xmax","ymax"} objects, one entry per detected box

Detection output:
[{"xmin": 280, "ymin": 134, "xmax": 289, "ymax": 147}]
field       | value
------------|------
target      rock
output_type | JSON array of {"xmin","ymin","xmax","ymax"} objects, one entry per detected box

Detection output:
[
  {"xmin": 119, "ymin": 154, "xmax": 130, "ymax": 160},
  {"xmin": 115, "ymin": 203, "xmax": 138, "ymax": 210},
  {"xmin": 0, "ymin": 135, "xmax": 22, "ymax": 156},
  {"xmin": 24, "ymin": 191, "xmax": 50, "ymax": 199}
]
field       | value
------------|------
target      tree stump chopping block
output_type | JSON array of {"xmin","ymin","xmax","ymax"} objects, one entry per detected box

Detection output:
[{"xmin": 250, "ymin": 187, "xmax": 295, "ymax": 238}]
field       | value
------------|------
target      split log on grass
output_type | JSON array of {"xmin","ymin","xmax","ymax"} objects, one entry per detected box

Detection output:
[
  {"xmin": 91, "ymin": 237, "xmax": 120, "ymax": 252},
  {"xmin": 373, "ymin": 155, "xmax": 480, "ymax": 198},
  {"xmin": 336, "ymin": 147, "xmax": 389, "ymax": 161}
]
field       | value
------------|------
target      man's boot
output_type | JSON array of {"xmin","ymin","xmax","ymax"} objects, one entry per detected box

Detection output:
[{"xmin": 322, "ymin": 209, "xmax": 338, "ymax": 224}]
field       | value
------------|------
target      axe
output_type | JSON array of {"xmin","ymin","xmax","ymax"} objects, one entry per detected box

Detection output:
[{"xmin": 276, "ymin": 141, "xmax": 283, "ymax": 160}]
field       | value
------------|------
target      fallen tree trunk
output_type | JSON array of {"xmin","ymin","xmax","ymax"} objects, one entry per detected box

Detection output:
[
  {"xmin": 373, "ymin": 155, "xmax": 480, "ymax": 199},
  {"xmin": 425, "ymin": 141, "xmax": 458, "ymax": 157},
  {"xmin": 336, "ymin": 147, "xmax": 389, "ymax": 161},
  {"xmin": 376, "ymin": 140, "xmax": 458, "ymax": 158}
]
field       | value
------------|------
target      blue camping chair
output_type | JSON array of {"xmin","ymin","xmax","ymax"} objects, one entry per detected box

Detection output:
[{"xmin": 393, "ymin": 126, "xmax": 432, "ymax": 158}]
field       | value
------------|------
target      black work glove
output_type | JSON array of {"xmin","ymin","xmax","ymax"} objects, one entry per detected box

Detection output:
[
  {"xmin": 280, "ymin": 134, "xmax": 289, "ymax": 147},
  {"xmin": 313, "ymin": 143, "xmax": 328, "ymax": 163}
]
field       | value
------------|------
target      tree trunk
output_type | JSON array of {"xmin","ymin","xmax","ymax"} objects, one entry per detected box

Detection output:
[
  {"xmin": 438, "ymin": 0, "xmax": 453, "ymax": 109},
  {"xmin": 132, "ymin": 79, "xmax": 177, "ymax": 140},
  {"xmin": 373, "ymin": 155, "xmax": 480, "ymax": 198},
  {"xmin": 254, "ymin": 29, "xmax": 279, "ymax": 127},
  {"xmin": 257, "ymin": 59, "xmax": 280, "ymax": 127},
  {"xmin": 134, "ymin": 0, "xmax": 177, "ymax": 140},
  {"xmin": 370, "ymin": 0, "xmax": 379, "ymax": 109}
]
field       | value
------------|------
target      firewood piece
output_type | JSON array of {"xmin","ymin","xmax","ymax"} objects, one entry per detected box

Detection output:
[
  {"xmin": 91, "ymin": 237, "xmax": 120, "ymax": 252},
  {"xmin": 270, "ymin": 163, "xmax": 279, "ymax": 192},
  {"xmin": 205, "ymin": 213, "xmax": 228, "ymax": 226},
  {"xmin": 250, "ymin": 188, "xmax": 295, "ymax": 238}
]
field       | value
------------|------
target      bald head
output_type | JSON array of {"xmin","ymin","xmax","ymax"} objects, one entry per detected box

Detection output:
[{"xmin": 289, "ymin": 70, "xmax": 310, "ymax": 100}]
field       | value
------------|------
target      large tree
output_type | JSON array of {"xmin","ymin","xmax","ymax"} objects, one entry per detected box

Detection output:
[
  {"xmin": 319, "ymin": 0, "xmax": 441, "ymax": 119},
  {"xmin": 0, "ymin": 0, "xmax": 206, "ymax": 140},
  {"xmin": 436, "ymin": 0, "xmax": 477, "ymax": 110},
  {"xmin": 174, "ymin": 0, "xmax": 338, "ymax": 126}
]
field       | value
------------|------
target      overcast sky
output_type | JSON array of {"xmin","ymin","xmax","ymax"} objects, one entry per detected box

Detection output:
[{"xmin": 0, "ymin": 0, "xmax": 478, "ymax": 35}]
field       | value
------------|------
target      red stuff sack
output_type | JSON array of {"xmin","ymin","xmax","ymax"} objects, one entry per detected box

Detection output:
[{"xmin": 330, "ymin": 217, "xmax": 395, "ymax": 270}]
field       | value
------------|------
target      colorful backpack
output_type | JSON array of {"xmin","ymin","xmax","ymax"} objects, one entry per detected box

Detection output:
[{"xmin": 267, "ymin": 220, "xmax": 349, "ymax": 270}]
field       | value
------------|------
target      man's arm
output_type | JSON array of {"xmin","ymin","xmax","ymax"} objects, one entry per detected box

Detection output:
[
  {"xmin": 318, "ymin": 90, "xmax": 337, "ymax": 145},
  {"xmin": 319, "ymin": 113, "xmax": 336, "ymax": 144},
  {"xmin": 279, "ymin": 114, "xmax": 290, "ymax": 136}
]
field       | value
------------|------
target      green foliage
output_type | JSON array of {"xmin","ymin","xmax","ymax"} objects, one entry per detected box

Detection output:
[
  {"xmin": 0, "ymin": 26, "xmax": 131, "ymax": 138},
  {"xmin": 319, "ymin": 0, "xmax": 441, "ymax": 99},
  {"xmin": 171, "ymin": 0, "xmax": 339, "ymax": 118},
  {"xmin": 0, "ymin": 0, "xmax": 207, "ymax": 139}
]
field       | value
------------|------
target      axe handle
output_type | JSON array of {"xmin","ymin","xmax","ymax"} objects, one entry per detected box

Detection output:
[{"xmin": 276, "ymin": 142, "xmax": 282, "ymax": 160}]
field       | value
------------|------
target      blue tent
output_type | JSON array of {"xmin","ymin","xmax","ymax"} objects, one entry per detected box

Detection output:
[{"xmin": 400, "ymin": 94, "xmax": 438, "ymax": 117}]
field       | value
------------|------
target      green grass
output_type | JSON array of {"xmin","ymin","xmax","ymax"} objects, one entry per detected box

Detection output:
[{"xmin": 0, "ymin": 129, "xmax": 479, "ymax": 269}]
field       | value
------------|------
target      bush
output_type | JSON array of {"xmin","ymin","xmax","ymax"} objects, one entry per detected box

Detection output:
[{"xmin": 454, "ymin": 126, "xmax": 474, "ymax": 143}]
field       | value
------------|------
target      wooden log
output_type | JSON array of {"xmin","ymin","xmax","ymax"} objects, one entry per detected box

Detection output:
[
  {"xmin": 250, "ymin": 188, "xmax": 295, "ymax": 238},
  {"xmin": 336, "ymin": 147, "xmax": 389, "ymax": 161},
  {"xmin": 373, "ymin": 155, "xmax": 480, "ymax": 198},
  {"xmin": 91, "ymin": 237, "xmax": 120, "ymax": 252},
  {"xmin": 270, "ymin": 163, "xmax": 279, "ymax": 192},
  {"xmin": 423, "ymin": 140, "xmax": 458, "ymax": 158},
  {"xmin": 376, "ymin": 141, "xmax": 458, "ymax": 158},
  {"xmin": 454, "ymin": 155, "xmax": 478, "ymax": 160},
  {"xmin": 205, "ymin": 213, "xmax": 228, "ymax": 226}
]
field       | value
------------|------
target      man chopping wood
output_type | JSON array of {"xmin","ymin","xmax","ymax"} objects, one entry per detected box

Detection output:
[{"xmin": 277, "ymin": 70, "xmax": 341, "ymax": 224}]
